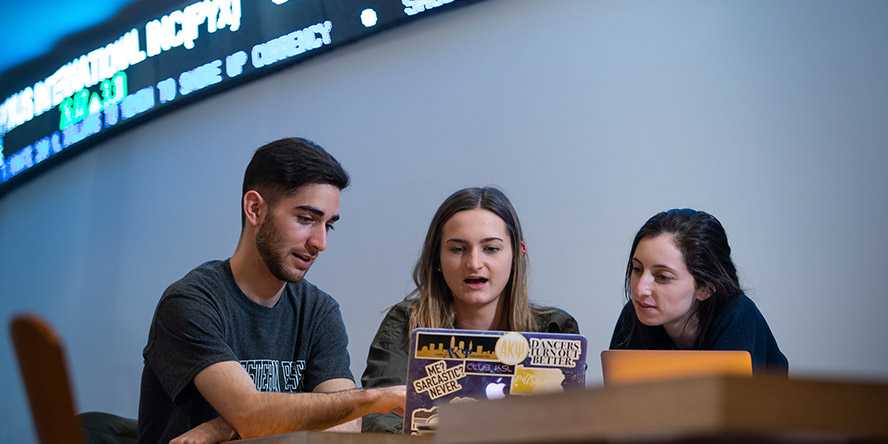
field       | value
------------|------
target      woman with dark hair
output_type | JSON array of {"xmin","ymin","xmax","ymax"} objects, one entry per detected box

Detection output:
[
  {"xmin": 361, "ymin": 187, "xmax": 579, "ymax": 433},
  {"xmin": 610, "ymin": 208, "xmax": 788, "ymax": 374}
]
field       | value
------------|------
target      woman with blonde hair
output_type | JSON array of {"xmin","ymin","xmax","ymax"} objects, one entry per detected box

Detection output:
[{"xmin": 361, "ymin": 187, "xmax": 579, "ymax": 432}]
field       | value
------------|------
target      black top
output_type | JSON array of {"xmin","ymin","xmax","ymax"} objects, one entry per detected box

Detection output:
[
  {"xmin": 360, "ymin": 298, "xmax": 581, "ymax": 433},
  {"xmin": 138, "ymin": 260, "xmax": 353, "ymax": 444},
  {"xmin": 609, "ymin": 294, "xmax": 788, "ymax": 374}
]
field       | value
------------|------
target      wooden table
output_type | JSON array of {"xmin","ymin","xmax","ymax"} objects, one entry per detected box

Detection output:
[
  {"xmin": 224, "ymin": 376, "xmax": 887, "ymax": 443},
  {"xmin": 231, "ymin": 431, "xmax": 430, "ymax": 444},
  {"xmin": 435, "ymin": 375, "xmax": 888, "ymax": 443}
]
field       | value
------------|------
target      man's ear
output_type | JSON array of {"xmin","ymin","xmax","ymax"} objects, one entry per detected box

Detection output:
[
  {"xmin": 695, "ymin": 284, "xmax": 713, "ymax": 301},
  {"xmin": 243, "ymin": 190, "xmax": 266, "ymax": 228}
]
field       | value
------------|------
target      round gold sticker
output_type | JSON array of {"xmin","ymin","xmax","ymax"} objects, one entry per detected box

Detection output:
[{"xmin": 494, "ymin": 332, "xmax": 529, "ymax": 366}]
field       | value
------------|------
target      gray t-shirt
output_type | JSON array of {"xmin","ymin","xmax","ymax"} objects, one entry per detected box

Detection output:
[{"xmin": 138, "ymin": 260, "xmax": 352, "ymax": 443}]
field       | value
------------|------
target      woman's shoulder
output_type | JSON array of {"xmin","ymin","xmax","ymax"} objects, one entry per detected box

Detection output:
[
  {"xmin": 369, "ymin": 298, "xmax": 416, "ymax": 349},
  {"xmin": 707, "ymin": 293, "xmax": 780, "ymax": 346},
  {"xmin": 381, "ymin": 297, "xmax": 415, "ymax": 324},
  {"xmin": 532, "ymin": 304, "xmax": 581, "ymax": 334},
  {"xmin": 717, "ymin": 293, "xmax": 767, "ymax": 325},
  {"xmin": 708, "ymin": 293, "xmax": 788, "ymax": 372}
]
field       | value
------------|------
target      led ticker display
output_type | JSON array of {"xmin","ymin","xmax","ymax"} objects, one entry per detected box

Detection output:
[
  {"xmin": 59, "ymin": 71, "xmax": 128, "ymax": 131},
  {"xmin": 0, "ymin": 0, "xmax": 480, "ymax": 195}
]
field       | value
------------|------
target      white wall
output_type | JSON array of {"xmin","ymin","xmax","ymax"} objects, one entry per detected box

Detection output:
[{"xmin": 2, "ymin": 0, "xmax": 887, "ymax": 441}]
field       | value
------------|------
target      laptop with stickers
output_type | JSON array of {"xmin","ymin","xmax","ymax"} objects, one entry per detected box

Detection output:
[{"xmin": 403, "ymin": 328, "xmax": 587, "ymax": 435}]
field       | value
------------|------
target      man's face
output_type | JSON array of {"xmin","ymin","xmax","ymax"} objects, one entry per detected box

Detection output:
[{"xmin": 255, "ymin": 183, "xmax": 341, "ymax": 282}]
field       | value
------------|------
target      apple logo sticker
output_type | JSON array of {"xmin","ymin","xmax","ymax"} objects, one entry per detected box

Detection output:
[{"xmin": 485, "ymin": 378, "xmax": 507, "ymax": 400}]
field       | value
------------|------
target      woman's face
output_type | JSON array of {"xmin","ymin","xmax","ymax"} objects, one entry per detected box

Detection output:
[
  {"xmin": 629, "ymin": 233, "xmax": 710, "ymax": 331},
  {"xmin": 439, "ymin": 208, "xmax": 514, "ymax": 311}
]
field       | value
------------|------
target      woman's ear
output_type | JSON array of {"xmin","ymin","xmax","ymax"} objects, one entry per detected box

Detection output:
[
  {"xmin": 695, "ymin": 284, "xmax": 713, "ymax": 301},
  {"xmin": 519, "ymin": 240, "xmax": 528, "ymax": 256}
]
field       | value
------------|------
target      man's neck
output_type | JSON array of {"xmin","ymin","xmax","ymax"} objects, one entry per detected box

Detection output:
[{"xmin": 230, "ymin": 239, "xmax": 286, "ymax": 307}]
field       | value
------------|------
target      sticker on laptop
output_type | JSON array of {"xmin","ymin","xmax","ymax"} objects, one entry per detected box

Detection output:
[{"xmin": 415, "ymin": 332, "xmax": 501, "ymax": 361}]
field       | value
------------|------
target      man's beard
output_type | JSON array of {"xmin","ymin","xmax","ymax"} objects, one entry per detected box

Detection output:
[{"xmin": 255, "ymin": 215, "xmax": 305, "ymax": 283}]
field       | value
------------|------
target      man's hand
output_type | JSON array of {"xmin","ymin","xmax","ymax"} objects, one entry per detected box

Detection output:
[
  {"xmin": 317, "ymin": 381, "xmax": 406, "ymax": 432},
  {"xmin": 170, "ymin": 417, "xmax": 237, "ymax": 444},
  {"xmin": 367, "ymin": 385, "xmax": 406, "ymax": 416}
]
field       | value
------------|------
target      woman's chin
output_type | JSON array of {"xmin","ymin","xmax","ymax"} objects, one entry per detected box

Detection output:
[
  {"xmin": 453, "ymin": 293, "xmax": 499, "ymax": 308},
  {"xmin": 634, "ymin": 310, "xmax": 662, "ymax": 327}
]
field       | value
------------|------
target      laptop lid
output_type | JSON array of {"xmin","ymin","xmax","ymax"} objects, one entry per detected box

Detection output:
[
  {"xmin": 404, "ymin": 328, "xmax": 587, "ymax": 435},
  {"xmin": 600, "ymin": 350, "xmax": 752, "ymax": 385}
]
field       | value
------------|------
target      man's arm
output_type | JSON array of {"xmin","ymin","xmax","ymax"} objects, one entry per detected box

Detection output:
[
  {"xmin": 171, "ymin": 377, "xmax": 369, "ymax": 441},
  {"xmin": 170, "ymin": 417, "xmax": 236, "ymax": 444},
  {"xmin": 314, "ymin": 378, "xmax": 361, "ymax": 432},
  {"xmin": 194, "ymin": 361, "xmax": 404, "ymax": 439}
]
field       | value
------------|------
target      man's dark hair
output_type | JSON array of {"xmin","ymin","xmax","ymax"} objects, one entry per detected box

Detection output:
[{"xmin": 241, "ymin": 137, "xmax": 350, "ymax": 228}]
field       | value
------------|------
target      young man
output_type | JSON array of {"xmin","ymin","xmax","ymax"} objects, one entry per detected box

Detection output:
[{"xmin": 138, "ymin": 138, "xmax": 404, "ymax": 443}]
